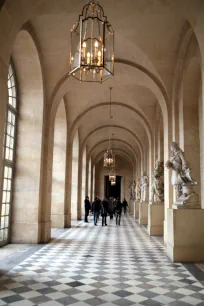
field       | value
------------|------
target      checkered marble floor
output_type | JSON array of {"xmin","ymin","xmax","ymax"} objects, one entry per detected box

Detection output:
[{"xmin": 0, "ymin": 216, "xmax": 204, "ymax": 306}]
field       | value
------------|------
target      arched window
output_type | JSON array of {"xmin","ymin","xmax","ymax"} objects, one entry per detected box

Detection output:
[{"xmin": 0, "ymin": 63, "xmax": 17, "ymax": 245}]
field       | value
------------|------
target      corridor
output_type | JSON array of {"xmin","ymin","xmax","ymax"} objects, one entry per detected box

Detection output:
[{"xmin": 0, "ymin": 216, "xmax": 204, "ymax": 306}]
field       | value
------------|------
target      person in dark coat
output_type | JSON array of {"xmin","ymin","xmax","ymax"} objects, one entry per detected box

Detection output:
[
  {"xmin": 92, "ymin": 197, "xmax": 100, "ymax": 226},
  {"xmin": 96, "ymin": 197, "xmax": 101, "ymax": 220},
  {"xmin": 115, "ymin": 197, "xmax": 122, "ymax": 226},
  {"xmin": 101, "ymin": 197, "xmax": 109, "ymax": 226},
  {"xmin": 113, "ymin": 198, "xmax": 117, "ymax": 215},
  {"xmin": 84, "ymin": 196, "xmax": 91, "ymax": 223},
  {"xmin": 123, "ymin": 198, "xmax": 128, "ymax": 214}
]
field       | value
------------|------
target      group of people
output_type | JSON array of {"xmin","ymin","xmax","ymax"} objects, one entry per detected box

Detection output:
[{"xmin": 84, "ymin": 196, "xmax": 128, "ymax": 226}]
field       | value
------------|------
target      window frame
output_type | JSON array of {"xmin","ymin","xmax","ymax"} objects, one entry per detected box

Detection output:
[{"xmin": 0, "ymin": 61, "xmax": 18, "ymax": 247}]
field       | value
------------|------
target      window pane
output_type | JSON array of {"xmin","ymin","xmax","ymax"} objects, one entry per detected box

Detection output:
[
  {"xmin": 1, "ymin": 205, "xmax": 5, "ymax": 216},
  {"xmin": 6, "ymin": 135, "xmax": 10, "ymax": 148},
  {"xmin": 11, "ymin": 76, "xmax": 15, "ymax": 86},
  {"xmin": 12, "ymin": 87, "xmax": 16, "ymax": 97},
  {"xmin": 0, "ymin": 230, "xmax": 3, "ymax": 242},
  {"xmin": 8, "ymin": 168, "xmax": 12, "ymax": 179},
  {"xmin": 9, "ymin": 149, "xmax": 13, "ymax": 161},
  {"xmin": 1, "ymin": 217, "xmax": 5, "ymax": 228},
  {"xmin": 5, "ymin": 205, "xmax": 10, "ymax": 215},
  {"xmin": 2, "ymin": 191, "xmax": 6, "ymax": 203},
  {"xmin": 10, "ymin": 138, "xmax": 14, "ymax": 149},
  {"xmin": 12, "ymin": 98, "xmax": 16, "ymax": 108},
  {"xmin": 8, "ymin": 88, "xmax": 12, "ymax": 97},
  {"xmin": 4, "ymin": 229, "xmax": 8, "ymax": 240},
  {"xmin": 7, "ymin": 180, "xmax": 11, "ymax": 191},
  {"xmin": 6, "ymin": 192, "xmax": 10, "ymax": 203},
  {"xmin": 3, "ymin": 179, "xmax": 7, "ymax": 190},
  {"xmin": 5, "ymin": 148, "xmax": 9, "ymax": 160},
  {"xmin": 4, "ymin": 217, "xmax": 9, "ymax": 228},
  {"xmin": 4, "ymin": 167, "xmax": 8, "ymax": 178},
  {"xmin": 11, "ymin": 125, "xmax": 14, "ymax": 137}
]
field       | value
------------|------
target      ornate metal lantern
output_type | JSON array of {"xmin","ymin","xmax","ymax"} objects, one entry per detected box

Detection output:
[
  {"xmin": 109, "ymin": 167, "xmax": 116, "ymax": 182},
  {"xmin": 111, "ymin": 178, "xmax": 116, "ymax": 186},
  {"xmin": 70, "ymin": 0, "xmax": 114, "ymax": 83},
  {"xmin": 104, "ymin": 147, "xmax": 115, "ymax": 168}
]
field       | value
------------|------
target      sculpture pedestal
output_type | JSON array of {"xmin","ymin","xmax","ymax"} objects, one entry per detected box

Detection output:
[
  {"xmin": 167, "ymin": 208, "xmax": 204, "ymax": 262},
  {"xmin": 139, "ymin": 202, "xmax": 148, "ymax": 225},
  {"xmin": 148, "ymin": 202, "xmax": 164, "ymax": 236},
  {"xmin": 129, "ymin": 199, "xmax": 134, "ymax": 215},
  {"xmin": 134, "ymin": 201, "xmax": 139, "ymax": 219}
]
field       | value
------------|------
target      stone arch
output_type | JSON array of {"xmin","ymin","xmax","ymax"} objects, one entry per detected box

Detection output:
[
  {"xmin": 88, "ymin": 139, "xmax": 137, "ymax": 176},
  {"xmin": 81, "ymin": 125, "xmax": 143, "ymax": 173},
  {"xmin": 94, "ymin": 150, "xmax": 134, "ymax": 201},
  {"xmin": 11, "ymin": 29, "xmax": 44, "ymax": 243}
]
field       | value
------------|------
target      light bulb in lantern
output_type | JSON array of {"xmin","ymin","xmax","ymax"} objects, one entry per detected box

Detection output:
[
  {"xmin": 87, "ymin": 52, "xmax": 91, "ymax": 64},
  {"xmin": 82, "ymin": 41, "xmax": 86, "ymax": 58},
  {"xmin": 94, "ymin": 40, "xmax": 99, "ymax": 58},
  {"xmin": 98, "ymin": 50, "xmax": 101, "ymax": 65}
]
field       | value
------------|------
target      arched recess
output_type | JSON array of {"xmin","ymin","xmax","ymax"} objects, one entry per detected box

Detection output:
[
  {"xmin": 178, "ymin": 33, "xmax": 201, "ymax": 199},
  {"xmin": 81, "ymin": 125, "xmax": 143, "ymax": 174},
  {"xmin": 95, "ymin": 153, "xmax": 133, "ymax": 203},
  {"xmin": 51, "ymin": 99, "xmax": 67, "ymax": 228},
  {"xmin": 71, "ymin": 130, "xmax": 79, "ymax": 220},
  {"xmin": 81, "ymin": 147, "xmax": 86, "ymax": 216},
  {"xmin": 11, "ymin": 30, "xmax": 44, "ymax": 243}
]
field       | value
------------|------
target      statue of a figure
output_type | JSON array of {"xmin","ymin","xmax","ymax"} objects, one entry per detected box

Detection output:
[
  {"xmin": 136, "ymin": 179, "xmax": 141, "ymax": 201},
  {"xmin": 166, "ymin": 142, "xmax": 199, "ymax": 208},
  {"xmin": 151, "ymin": 160, "xmax": 164, "ymax": 203},
  {"xmin": 141, "ymin": 173, "xmax": 149, "ymax": 202},
  {"xmin": 166, "ymin": 142, "xmax": 196, "ymax": 198},
  {"xmin": 128, "ymin": 180, "xmax": 136, "ymax": 200}
]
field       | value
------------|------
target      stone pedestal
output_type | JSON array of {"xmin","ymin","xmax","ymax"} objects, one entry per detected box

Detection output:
[
  {"xmin": 167, "ymin": 208, "xmax": 204, "ymax": 262},
  {"xmin": 148, "ymin": 203, "xmax": 164, "ymax": 236},
  {"xmin": 134, "ymin": 201, "xmax": 139, "ymax": 219},
  {"xmin": 139, "ymin": 201, "xmax": 148, "ymax": 225},
  {"xmin": 129, "ymin": 199, "xmax": 134, "ymax": 215}
]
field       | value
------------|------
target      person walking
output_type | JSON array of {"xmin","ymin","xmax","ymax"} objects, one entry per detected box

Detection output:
[
  {"xmin": 101, "ymin": 197, "xmax": 109, "ymax": 226},
  {"xmin": 84, "ymin": 196, "xmax": 91, "ymax": 223},
  {"xmin": 123, "ymin": 198, "xmax": 128, "ymax": 214},
  {"xmin": 92, "ymin": 197, "xmax": 100, "ymax": 226},
  {"xmin": 115, "ymin": 197, "xmax": 122, "ymax": 226}
]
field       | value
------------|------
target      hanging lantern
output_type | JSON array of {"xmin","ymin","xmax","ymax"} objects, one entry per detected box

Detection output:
[
  {"xmin": 70, "ymin": 0, "xmax": 114, "ymax": 83},
  {"xmin": 111, "ymin": 179, "xmax": 116, "ymax": 186},
  {"xmin": 104, "ymin": 149, "xmax": 115, "ymax": 168},
  {"xmin": 109, "ymin": 167, "xmax": 116, "ymax": 182}
]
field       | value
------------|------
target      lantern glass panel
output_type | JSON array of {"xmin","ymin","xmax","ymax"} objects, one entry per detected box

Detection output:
[
  {"xmin": 104, "ymin": 22, "xmax": 114, "ymax": 75},
  {"xmin": 70, "ymin": 21, "xmax": 81, "ymax": 73}
]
